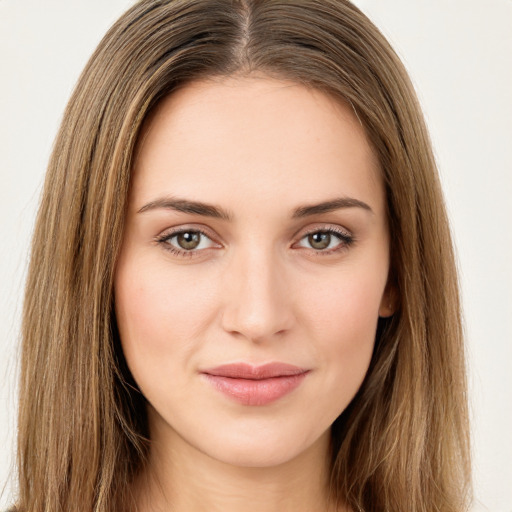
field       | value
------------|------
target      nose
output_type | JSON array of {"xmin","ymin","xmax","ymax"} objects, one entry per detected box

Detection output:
[{"xmin": 220, "ymin": 246, "xmax": 295, "ymax": 343}]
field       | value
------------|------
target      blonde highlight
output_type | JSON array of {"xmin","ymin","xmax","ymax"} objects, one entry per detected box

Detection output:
[{"xmin": 17, "ymin": 1, "xmax": 471, "ymax": 511}]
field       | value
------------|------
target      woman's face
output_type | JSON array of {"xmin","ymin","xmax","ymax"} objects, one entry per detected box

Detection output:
[{"xmin": 115, "ymin": 75, "xmax": 393, "ymax": 468}]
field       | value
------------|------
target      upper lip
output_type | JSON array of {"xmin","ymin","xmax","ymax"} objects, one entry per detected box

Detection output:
[{"xmin": 201, "ymin": 362, "xmax": 308, "ymax": 380}]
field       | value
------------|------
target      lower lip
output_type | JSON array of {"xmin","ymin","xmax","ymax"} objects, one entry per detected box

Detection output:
[{"xmin": 202, "ymin": 373, "xmax": 308, "ymax": 406}]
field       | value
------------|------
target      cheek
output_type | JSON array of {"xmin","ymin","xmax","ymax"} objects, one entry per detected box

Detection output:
[
  {"xmin": 297, "ymin": 263, "xmax": 387, "ymax": 400},
  {"xmin": 114, "ymin": 257, "xmax": 219, "ymax": 385},
  {"xmin": 306, "ymin": 267, "xmax": 385, "ymax": 342},
  {"xmin": 118, "ymin": 254, "xmax": 213, "ymax": 327}
]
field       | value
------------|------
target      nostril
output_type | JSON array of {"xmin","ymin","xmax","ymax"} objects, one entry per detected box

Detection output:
[
  {"xmin": 219, "ymin": 255, "xmax": 295, "ymax": 341},
  {"xmin": 220, "ymin": 300, "xmax": 294, "ymax": 343}
]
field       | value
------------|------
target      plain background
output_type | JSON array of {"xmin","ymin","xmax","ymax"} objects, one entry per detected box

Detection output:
[{"xmin": 0, "ymin": 1, "xmax": 511, "ymax": 510}]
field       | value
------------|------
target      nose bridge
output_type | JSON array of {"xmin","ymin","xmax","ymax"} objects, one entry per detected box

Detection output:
[{"xmin": 221, "ymin": 242, "xmax": 293, "ymax": 342}]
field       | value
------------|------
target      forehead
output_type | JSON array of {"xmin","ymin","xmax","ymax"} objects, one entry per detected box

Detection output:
[{"xmin": 131, "ymin": 75, "xmax": 384, "ymax": 217}]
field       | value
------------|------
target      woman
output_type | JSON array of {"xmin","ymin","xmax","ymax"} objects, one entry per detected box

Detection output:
[{"xmin": 16, "ymin": 0, "xmax": 471, "ymax": 511}]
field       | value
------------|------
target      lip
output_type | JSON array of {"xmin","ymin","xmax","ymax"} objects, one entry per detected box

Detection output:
[{"xmin": 201, "ymin": 363, "xmax": 309, "ymax": 406}]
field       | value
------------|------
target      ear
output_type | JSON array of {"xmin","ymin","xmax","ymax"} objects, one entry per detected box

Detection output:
[{"xmin": 378, "ymin": 282, "xmax": 398, "ymax": 318}]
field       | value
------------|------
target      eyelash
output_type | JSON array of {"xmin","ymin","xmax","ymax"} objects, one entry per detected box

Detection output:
[
  {"xmin": 297, "ymin": 227, "xmax": 355, "ymax": 255},
  {"xmin": 155, "ymin": 226, "xmax": 355, "ymax": 258},
  {"xmin": 155, "ymin": 227, "xmax": 216, "ymax": 258}
]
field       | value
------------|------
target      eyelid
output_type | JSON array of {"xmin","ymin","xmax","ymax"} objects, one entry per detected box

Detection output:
[
  {"xmin": 154, "ymin": 223, "xmax": 354, "ymax": 258},
  {"xmin": 156, "ymin": 223, "xmax": 220, "ymax": 240},
  {"xmin": 298, "ymin": 223, "xmax": 352, "ymax": 238},
  {"xmin": 292, "ymin": 224, "xmax": 355, "ymax": 253},
  {"xmin": 293, "ymin": 222, "xmax": 353, "ymax": 241},
  {"xmin": 155, "ymin": 224, "xmax": 223, "ymax": 256}
]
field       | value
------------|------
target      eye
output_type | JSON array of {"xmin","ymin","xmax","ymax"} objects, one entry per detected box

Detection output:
[
  {"xmin": 157, "ymin": 228, "xmax": 219, "ymax": 254},
  {"xmin": 296, "ymin": 228, "xmax": 354, "ymax": 252}
]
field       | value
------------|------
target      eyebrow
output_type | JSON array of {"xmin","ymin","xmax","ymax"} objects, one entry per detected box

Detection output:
[
  {"xmin": 292, "ymin": 197, "xmax": 373, "ymax": 218},
  {"xmin": 137, "ymin": 197, "xmax": 232, "ymax": 220},
  {"xmin": 137, "ymin": 196, "xmax": 372, "ymax": 219}
]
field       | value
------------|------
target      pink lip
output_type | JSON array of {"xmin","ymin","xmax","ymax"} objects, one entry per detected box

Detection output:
[{"xmin": 201, "ymin": 363, "xmax": 309, "ymax": 406}]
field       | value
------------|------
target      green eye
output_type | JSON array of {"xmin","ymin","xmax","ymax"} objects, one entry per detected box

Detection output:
[
  {"xmin": 307, "ymin": 232, "xmax": 331, "ymax": 250},
  {"xmin": 297, "ymin": 228, "xmax": 354, "ymax": 252},
  {"xmin": 158, "ymin": 229, "xmax": 218, "ymax": 254},
  {"xmin": 176, "ymin": 232, "xmax": 202, "ymax": 250}
]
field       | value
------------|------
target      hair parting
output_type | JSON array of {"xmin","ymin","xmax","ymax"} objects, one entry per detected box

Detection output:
[{"xmin": 17, "ymin": 1, "xmax": 471, "ymax": 511}]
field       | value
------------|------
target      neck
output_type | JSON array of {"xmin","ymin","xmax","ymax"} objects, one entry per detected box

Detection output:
[{"xmin": 133, "ymin": 413, "xmax": 344, "ymax": 512}]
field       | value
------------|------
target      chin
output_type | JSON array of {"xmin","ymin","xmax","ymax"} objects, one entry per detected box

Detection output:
[{"xmin": 191, "ymin": 421, "xmax": 331, "ymax": 469}]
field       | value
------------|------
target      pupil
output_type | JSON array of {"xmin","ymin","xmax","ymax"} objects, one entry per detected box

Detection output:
[
  {"xmin": 309, "ymin": 232, "xmax": 330, "ymax": 250},
  {"xmin": 177, "ymin": 232, "xmax": 200, "ymax": 250}
]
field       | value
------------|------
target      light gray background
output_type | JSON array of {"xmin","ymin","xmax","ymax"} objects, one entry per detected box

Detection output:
[{"xmin": 1, "ymin": 1, "xmax": 511, "ymax": 510}]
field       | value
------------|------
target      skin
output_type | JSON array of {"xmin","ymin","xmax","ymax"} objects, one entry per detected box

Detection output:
[{"xmin": 115, "ymin": 75, "xmax": 394, "ymax": 512}]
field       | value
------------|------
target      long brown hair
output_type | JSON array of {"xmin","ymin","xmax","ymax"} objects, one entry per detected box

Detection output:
[{"xmin": 17, "ymin": 1, "xmax": 471, "ymax": 510}]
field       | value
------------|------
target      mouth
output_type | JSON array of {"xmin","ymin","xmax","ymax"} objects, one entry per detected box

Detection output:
[{"xmin": 200, "ymin": 362, "xmax": 309, "ymax": 406}]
